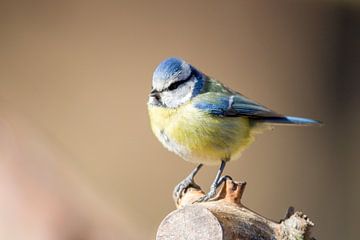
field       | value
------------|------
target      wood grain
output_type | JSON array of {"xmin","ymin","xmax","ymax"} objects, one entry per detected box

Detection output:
[{"xmin": 157, "ymin": 179, "xmax": 315, "ymax": 240}]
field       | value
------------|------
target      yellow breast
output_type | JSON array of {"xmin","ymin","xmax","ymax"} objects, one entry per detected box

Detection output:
[{"xmin": 148, "ymin": 102, "xmax": 255, "ymax": 165}]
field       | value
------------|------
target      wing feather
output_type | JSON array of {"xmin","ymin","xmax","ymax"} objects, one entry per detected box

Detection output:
[{"xmin": 193, "ymin": 92, "xmax": 283, "ymax": 118}]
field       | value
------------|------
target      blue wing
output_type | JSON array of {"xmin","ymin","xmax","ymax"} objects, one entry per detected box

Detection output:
[
  {"xmin": 193, "ymin": 92, "xmax": 320, "ymax": 125},
  {"xmin": 193, "ymin": 92, "xmax": 280, "ymax": 118}
]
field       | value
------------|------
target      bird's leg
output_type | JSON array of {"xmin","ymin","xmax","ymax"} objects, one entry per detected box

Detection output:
[
  {"xmin": 195, "ymin": 160, "xmax": 227, "ymax": 202},
  {"xmin": 173, "ymin": 164, "xmax": 203, "ymax": 202},
  {"xmin": 216, "ymin": 174, "xmax": 233, "ymax": 186}
]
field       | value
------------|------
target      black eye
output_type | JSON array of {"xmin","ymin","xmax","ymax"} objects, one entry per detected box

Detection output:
[
  {"xmin": 168, "ymin": 79, "xmax": 188, "ymax": 91},
  {"xmin": 167, "ymin": 74, "xmax": 193, "ymax": 91}
]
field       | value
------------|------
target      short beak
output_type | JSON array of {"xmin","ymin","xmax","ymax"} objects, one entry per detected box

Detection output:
[
  {"xmin": 149, "ymin": 88, "xmax": 161, "ymax": 106},
  {"xmin": 149, "ymin": 88, "xmax": 159, "ymax": 97}
]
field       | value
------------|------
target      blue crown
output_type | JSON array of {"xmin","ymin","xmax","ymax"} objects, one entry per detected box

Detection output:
[{"xmin": 153, "ymin": 57, "xmax": 186, "ymax": 81}]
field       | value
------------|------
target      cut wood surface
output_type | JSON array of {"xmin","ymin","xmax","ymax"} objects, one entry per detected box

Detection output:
[{"xmin": 157, "ymin": 179, "xmax": 315, "ymax": 240}]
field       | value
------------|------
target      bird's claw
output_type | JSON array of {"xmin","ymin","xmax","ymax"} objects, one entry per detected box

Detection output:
[
  {"xmin": 193, "ymin": 187, "xmax": 217, "ymax": 203},
  {"xmin": 173, "ymin": 177, "xmax": 200, "ymax": 201},
  {"xmin": 193, "ymin": 175, "xmax": 233, "ymax": 203},
  {"xmin": 173, "ymin": 164, "xmax": 203, "ymax": 202}
]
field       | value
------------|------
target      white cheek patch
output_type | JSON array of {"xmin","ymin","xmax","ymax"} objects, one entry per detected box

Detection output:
[{"xmin": 161, "ymin": 80, "xmax": 195, "ymax": 108}]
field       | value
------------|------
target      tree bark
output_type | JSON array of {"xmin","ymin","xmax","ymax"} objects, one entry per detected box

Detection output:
[{"xmin": 156, "ymin": 179, "xmax": 315, "ymax": 240}]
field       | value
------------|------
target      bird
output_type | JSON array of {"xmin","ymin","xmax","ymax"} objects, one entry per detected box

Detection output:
[{"xmin": 147, "ymin": 57, "xmax": 321, "ymax": 202}]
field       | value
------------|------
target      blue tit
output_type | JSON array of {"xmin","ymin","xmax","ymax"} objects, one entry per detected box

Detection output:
[{"xmin": 147, "ymin": 57, "xmax": 321, "ymax": 202}]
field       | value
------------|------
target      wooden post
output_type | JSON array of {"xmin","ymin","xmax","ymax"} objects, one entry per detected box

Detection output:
[{"xmin": 156, "ymin": 179, "xmax": 315, "ymax": 240}]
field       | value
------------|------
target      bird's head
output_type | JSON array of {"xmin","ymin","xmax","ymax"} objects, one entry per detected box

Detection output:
[{"xmin": 148, "ymin": 57, "xmax": 205, "ymax": 108}]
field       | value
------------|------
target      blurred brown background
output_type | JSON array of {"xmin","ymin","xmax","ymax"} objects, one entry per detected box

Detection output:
[{"xmin": 0, "ymin": 0, "xmax": 359, "ymax": 239}]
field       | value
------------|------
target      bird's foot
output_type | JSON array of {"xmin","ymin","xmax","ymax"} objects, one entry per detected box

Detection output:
[
  {"xmin": 194, "ymin": 175, "xmax": 232, "ymax": 203},
  {"xmin": 173, "ymin": 177, "xmax": 200, "ymax": 200},
  {"xmin": 194, "ymin": 187, "xmax": 217, "ymax": 203},
  {"xmin": 173, "ymin": 164, "xmax": 203, "ymax": 202}
]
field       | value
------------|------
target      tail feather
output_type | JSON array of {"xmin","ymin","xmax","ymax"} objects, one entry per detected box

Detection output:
[{"xmin": 258, "ymin": 116, "xmax": 322, "ymax": 125}]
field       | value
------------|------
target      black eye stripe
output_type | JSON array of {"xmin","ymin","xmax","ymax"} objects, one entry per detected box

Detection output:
[
  {"xmin": 167, "ymin": 73, "xmax": 193, "ymax": 91},
  {"xmin": 168, "ymin": 79, "xmax": 188, "ymax": 90}
]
